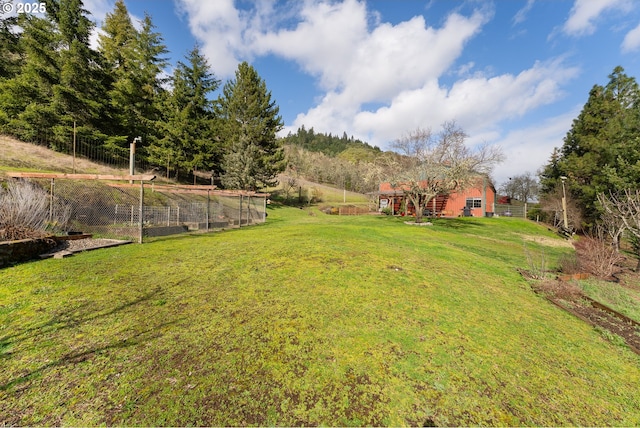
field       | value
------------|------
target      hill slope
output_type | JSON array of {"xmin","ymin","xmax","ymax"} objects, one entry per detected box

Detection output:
[
  {"xmin": 1, "ymin": 209, "xmax": 639, "ymax": 426},
  {"xmin": 0, "ymin": 135, "xmax": 125, "ymax": 176}
]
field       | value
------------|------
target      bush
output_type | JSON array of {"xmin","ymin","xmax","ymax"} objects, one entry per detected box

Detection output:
[
  {"xmin": 573, "ymin": 236, "xmax": 624, "ymax": 279},
  {"xmin": 0, "ymin": 180, "xmax": 70, "ymax": 241}
]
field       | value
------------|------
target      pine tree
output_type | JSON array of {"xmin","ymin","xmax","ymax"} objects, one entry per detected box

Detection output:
[{"xmin": 218, "ymin": 61, "xmax": 285, "ymax": 190}]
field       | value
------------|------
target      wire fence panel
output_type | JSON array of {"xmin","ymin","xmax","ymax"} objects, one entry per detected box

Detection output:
[
  {"xmin": 20, "ymin": 177, "xmax": 267, "ymax": 242},
  {"xmin": 494, "ymin": 203, "xmax": 527, "ymax": 218}
]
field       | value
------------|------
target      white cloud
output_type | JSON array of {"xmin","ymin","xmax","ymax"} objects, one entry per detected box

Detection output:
[
  {"xmin": 562, "ymin": 0, "xmax": 629, "ymax": 36},
  {"xmin": 622, "ymin": 21, "xmax": 640, "ymax": 52},
  {"xmin": 176, "ymin": 0, "xmax": 245, "ymax": 76},
  {"xmin": 295, "ymin": 58, "xmax": 578, "ymax": 152},
  {"xmin": 84, "ymin": 0, "xmax": 114, "ymax": 24},
  {"xmin": 175, "ymin": 0, "xmax": 580, "ymax": 180},
  {"xmin": 491, "ymin": 108, "xmax": 579, "ymax": 185},
  {"xmin": 253, "ymin": 0, "xmax": 369, "ymax": 89},
  {"xmin": 513, "ymin": 0, "xmax": 535, "ymax": 25}
]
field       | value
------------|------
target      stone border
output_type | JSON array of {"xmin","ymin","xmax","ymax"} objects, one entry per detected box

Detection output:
[{"xmin": 403, "ymin": 221, "xmax": 433, "ymax": 226}]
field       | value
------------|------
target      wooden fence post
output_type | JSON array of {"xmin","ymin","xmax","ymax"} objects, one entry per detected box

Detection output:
[
  {"xmin": 139, "ymin": 180, "xmax": 144, "ymax": 244},
  {"xmin": 206, "ymin": 189, "xmax": 210, "ymax": 232}
]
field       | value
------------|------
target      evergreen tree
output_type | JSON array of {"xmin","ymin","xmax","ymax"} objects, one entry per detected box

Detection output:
[
  {"xmin": 0, "ymin": 16, "xmax": 22, "ymax": 80},
  {"xmin": 134, "ymin": 13, "xmax": 169, "ymax": 137},
  {"xmin": 218, "ymin": 61, "xmax": 285, "ymax": 190},
  {"xmin": 48, "ymin": 0, "xmax": 106, "ymax": 140},
  {"xmin": 98, "ymin": 0, "xmax": 137, "ymax": 139},
  {"xmin": 98, "ymin": 3, "xmax": 168, "ymax": 152},
  {"xmin": 540, "ymin": 66, "xmax": 640, "ymax": 225},
  {"xmin": 151, "ymin": 45, "xmax": 220, "ymax": 179},
  {"xmin": 0, "ymin": 15, "xmax": 59, "ymax": 138}
]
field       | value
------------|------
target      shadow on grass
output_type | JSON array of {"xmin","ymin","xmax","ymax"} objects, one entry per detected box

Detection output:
[
  {"xmin": 432, "ymin": 218, "xmax": 486, "ymax": 229},
  {"xmin": 371, "ymin": 215, "xmax": 486, "ymax": 230},
  {"xmin": 0, "ymin": 320, "xmax": 178, "ymax": 392},
  {"xmin": 0, "ymin": 286, "xmax": 179, "ymax": 392}
]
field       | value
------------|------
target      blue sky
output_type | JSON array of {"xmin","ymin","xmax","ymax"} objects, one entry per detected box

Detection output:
[{"xmin": 78, "ymin": 0, "xmax": 640, "ymax": 184}]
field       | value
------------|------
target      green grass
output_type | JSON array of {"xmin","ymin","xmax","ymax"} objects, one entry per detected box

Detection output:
[
  {"xmin": 577, "ymin": 277, "xmax": 640, "ymax": 322},
  {"xmin": 1, "ymin": 207, "xmax": 640, "ymax": 426}
]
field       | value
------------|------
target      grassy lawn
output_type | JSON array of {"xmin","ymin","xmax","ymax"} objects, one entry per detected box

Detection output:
[
  {"xmin": 1, "ymin": 207, "xmax": 640, "ymax": 426},
  {"xmin": 577, "ymin": 276, "xmax": 640, "ymax": 322}
]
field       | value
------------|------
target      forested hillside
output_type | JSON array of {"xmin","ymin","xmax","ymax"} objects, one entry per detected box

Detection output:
[
  {"xmin": 281, "ymin": 128, "xmax": 399, "ymax": 194},
  {"xmin": 281, "ymin": 126, "xmax": 381, "ymax": 157},
  {"xmin": 0, "ymin": 0, "xmax": 283, "ymax": 189}
]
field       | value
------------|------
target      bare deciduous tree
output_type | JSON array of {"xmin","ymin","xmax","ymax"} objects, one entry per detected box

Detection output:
[
  {"xmin": 596, "ymin": 193, "xmax": 626, "ymax": 252},
  {"xmin": 598, "ymin": 189, "xmax": 640, "ymax": 270},
  {"xmin": 390, "ymin": 121, "xmax": 503, "ymax": 223},
  {"xmin": 540, "ymin": 184, "xmax": 583, "ymax": 231},
  {"xmin": 280, "ymin": 175, "xmax": 298, "ymax": 202},
  {"xmin": 499, "ymin": 171, "xmax": 540, "ymax": 202}
]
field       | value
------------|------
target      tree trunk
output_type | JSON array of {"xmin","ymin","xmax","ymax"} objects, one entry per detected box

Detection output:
[{"xmin": 415, "ymin": 205, "xmax": 424, "ymax": 223}]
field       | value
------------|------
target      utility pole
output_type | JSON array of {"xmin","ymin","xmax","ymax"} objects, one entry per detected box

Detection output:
[
  {"xmin": 560, "ymin": 176, "xmax": 569, "ymax": 230},
  {"xmin": 130, "ymin": 136, "xmax": 141, "ymax": 184}
]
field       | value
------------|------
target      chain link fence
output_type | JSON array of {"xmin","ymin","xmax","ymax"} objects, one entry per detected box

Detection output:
[
  {"xmin": 8, "ymin": 174, "xmax": 267, "ymax": 242},
  {"xmin": 494, "ymin": 203, "xmax": 528, "ymax": 218}
]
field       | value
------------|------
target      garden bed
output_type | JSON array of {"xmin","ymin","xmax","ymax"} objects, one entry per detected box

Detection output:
[
  {"xmin": 1, "ymin": 235, "xmax": 131, "ymax": 266},
  {"xmin": 0, "ymin": 237, "xmax": 57, "ymax": 267}
]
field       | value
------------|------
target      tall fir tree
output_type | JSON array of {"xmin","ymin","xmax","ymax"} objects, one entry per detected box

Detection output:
[
  {"xmin": 98, "ymin": 0, "xmax": 137, "ymax": 141},
  {"xmin": 218, "ymin": 61, "xmax": 285, "ymax": 190},
  {"xmin": 98, "ymin": 2, "xmax": 168, "ymax": 155},
  {"xmin": 151, "ymin": 45, "xmax": 220, "ymax": 179},
  {"xmin": 134, "ymin": 13, "xmax": 169, "ymax": 139},
  {"xmin": 47, "ymin": 0, "xmax": 107, "ymax": 141},
  {"xmin": 0, "ymin": 16, "xmax": 22, "ymax": 80},
  {"xmin": 0, "ymin": 15, "xmax": 59, "ymax": 139},
  {"xmin": 540, "ymin": 66, "xmax": 640, "ymax": 225}
]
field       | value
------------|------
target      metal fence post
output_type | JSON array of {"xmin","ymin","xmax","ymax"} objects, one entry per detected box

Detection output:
[
  {"xmin": 239, "ymin": 194, "xmax": 243, "ymax": 228},
  {"xmin": 246, "ymin": 195, "xmax": 251, "ymax": 225}
]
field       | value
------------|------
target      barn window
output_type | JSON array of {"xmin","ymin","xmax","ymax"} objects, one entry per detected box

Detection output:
[{"xmin": 466, "ymin": 198, "xmax": 482, "ymax": 208}]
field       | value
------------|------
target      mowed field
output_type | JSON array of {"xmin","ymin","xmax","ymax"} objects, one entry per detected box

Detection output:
[{"xmin": 1, "ymin": 206, "xmax": 640, "ymax": 426}]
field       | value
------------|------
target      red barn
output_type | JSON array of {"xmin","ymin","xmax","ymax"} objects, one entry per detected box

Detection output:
[{"xmin": 377, "ymin": 176, "xmax": 496, "ymax": 217}]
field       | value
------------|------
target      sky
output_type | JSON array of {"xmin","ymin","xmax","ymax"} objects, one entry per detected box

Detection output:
[{"xmin": 19, "ymin": 0, "xmax": 640, "ymax": 185}]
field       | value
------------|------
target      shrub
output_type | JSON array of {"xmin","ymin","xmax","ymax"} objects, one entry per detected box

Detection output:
[
  {"xmin": 558, "ymin": 253, "xmax": 581, "ymax": 275},
  {"xmin": 573, "ymin": 236, "xmax": 624, "ymax": 279},
  {"xmin": 0, "ymin": 180, "xmax": 70, "ymax": 241},
  {"xmin": 522, "ymin": 242, "xmax": 547, "ymax": 279}
]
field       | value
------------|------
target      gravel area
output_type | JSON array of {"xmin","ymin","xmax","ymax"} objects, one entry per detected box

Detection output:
[{"xmin": 42, "ymin": 238, "xmax": 131, "ymax": 257}]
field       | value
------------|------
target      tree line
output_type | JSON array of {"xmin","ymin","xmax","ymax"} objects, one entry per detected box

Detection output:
[{"xmin": 0, "ymin": 0, "xmax": 284, "ymax": 190}]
